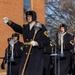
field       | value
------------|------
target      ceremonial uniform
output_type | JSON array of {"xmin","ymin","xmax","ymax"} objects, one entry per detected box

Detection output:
[
  {"xmin": 9, "ymin": 40, "xmax": 24, "ymax": 75},
  {"xmin": 4, "ymin": 11, "xmax": 50, "ymax": 75},
  {"xmin": 72, "ymin": 35, "xmax": 75, "ymax": 75},
  {"xmin": 1, "ymin": 35, "xmax": 24, "ymax": 75},
  {"xmin": 43, "ymin": 40, "xmax": 53, "ymax": 75},
  {"xmin": 56, "ymin": 24, "xmax": 74, "ymax": 75}
]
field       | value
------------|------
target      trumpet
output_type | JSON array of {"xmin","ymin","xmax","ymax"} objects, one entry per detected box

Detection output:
[
  {"xmin": 9, "ymin": 38, "xmax": 15, "ymax": 61},
  {"xmin": 58, "ymin": 32, "xmax": 64, "ymax": 57}
]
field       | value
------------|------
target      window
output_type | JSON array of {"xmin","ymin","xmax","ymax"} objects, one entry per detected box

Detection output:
[
  {"xmin": 24, "ymin": 0, "xmax": 31, "ymax": 11},
  {"xmin": 24, "ymin": 0, "xmax": 31, "ymax": 20},
  {"xmin": 24, "ymin": 0, "xmax": 31, "ymax": 12}
]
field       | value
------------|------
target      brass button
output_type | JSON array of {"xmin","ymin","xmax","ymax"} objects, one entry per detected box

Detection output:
[
  {"xmin": 26, "ymin": 52, "xmax": 28, "ymax": 55},
  {"xmin": 26, "ymin": 45, "xmax": 28, "ymax": 47},
  {"xmin": 26, "ymin": 39, "xmax": 28, "ymax": 41},
  {"xmin": 26, "ymin": 52, "xmax": 32, "ymax": 55}
]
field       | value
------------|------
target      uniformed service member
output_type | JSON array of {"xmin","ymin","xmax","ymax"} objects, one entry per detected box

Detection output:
[
  {"xmin": 1, "ymin": 33, "xmax": 24, "ymax": 75},
  {"xmin": 43, "ymin": 40, "xmax": 53, "ymax": 75},
  {"xmin": 3, "ymin": 10, "xmax": 50, "ymax": 75},
  {"xmin": 1, "ymin": 37, "xmax": 11, "ymax": 70},
  {"xmin": 72, "ymin": 34, "xmax": 75, "ymax": 75},
  {"xmin": 56, "ymin": 24, "xmax": 74, "ymax": 75}
]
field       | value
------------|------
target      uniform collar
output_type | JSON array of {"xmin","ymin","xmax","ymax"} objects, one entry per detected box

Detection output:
[
  {"xmin": 29, "ymin": 21, "xmax": 36, "ymax": 26},
  {"xmin": 29, "ymin": 21, "xmax": 36, "ymax": 30},
  {"xmin": 63, "ymin": 32, "xmax": 66, "ymax": 36}
]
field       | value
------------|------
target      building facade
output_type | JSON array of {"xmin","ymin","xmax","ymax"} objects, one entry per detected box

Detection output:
[{"xmin": 0, "ymin": 0, "xmax": 45, "ymax": 74}]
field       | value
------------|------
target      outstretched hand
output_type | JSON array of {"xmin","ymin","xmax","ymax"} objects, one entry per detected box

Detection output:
[{"xmin": 3, "ymin": 17, "xmax": 9, "ymax": 24}]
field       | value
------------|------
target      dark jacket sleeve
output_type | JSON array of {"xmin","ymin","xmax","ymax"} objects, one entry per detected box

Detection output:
[
  {"xmin": 7, "ymin": 21, "xmax": 23, "ymax": 34},
  {"xmin": 1, "ymin": 48, "xmax": 7, "ymax": 70},
  {"xmin": 69, "ymin": 34, "xmax": 74, "ymax": 50},
  {"xmin": 36, "ymin": 25, "xmax": 50, "ymax": 47}
]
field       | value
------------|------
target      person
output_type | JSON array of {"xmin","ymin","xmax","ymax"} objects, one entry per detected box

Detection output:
[
  {"xmin": 43, "ymin": 39, "xmax": 53, "ymax": 75},
  {"xmin": 55, "ymin": 24, "xmax": 74, "ymax": 75},
  {"xmin": 72, "ymin": 34, "xmax": 75, "ymax": 75},
  {"xmin": 73, "ymin": 34, "xmax": 75, "ymax": 53},
  {"xmin": 1, "ymin": 37, "xmax": 11, "ymax": 70},
  {"xmin": 1, "ymin": 33, "xmax": 24, "ymax": 75},
  {"xmin": 3, "ymin": 10, "xmax": 50, "ymax": 75}
]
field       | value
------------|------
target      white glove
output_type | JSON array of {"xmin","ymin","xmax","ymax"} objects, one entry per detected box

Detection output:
[
  {"xmin": 30, "ymin": 41, "xmax": 38, "ymax": 46},
  {"xmin": 3, "ymin": 17, "xmax": 9, "ymax": 23}
]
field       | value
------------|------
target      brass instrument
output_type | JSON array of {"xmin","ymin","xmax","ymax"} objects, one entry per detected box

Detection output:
[{"xmin": 9, "ymin": 38, "xmax": 15, "ymax": 61}]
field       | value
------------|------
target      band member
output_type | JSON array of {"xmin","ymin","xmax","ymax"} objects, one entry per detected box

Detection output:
[
  {"xmin": 72, "ymin": 34, "xmax": 75, "ymax": 75},
  {"xmin": 3, "ymin": 10, "xmax": 50, "ymax": 75},
  {"xmin": 43, "ymin": 40, "xmax": 53, "ymax": 75},
  {"xmin": 1, "ymin": 33, "xmax": 24, "ymax": 75},
  {"xmin": 56, "ymin": 24, "xmax": 74, "ymax": 75},
  {"xmin": 73, "ymin": 34, "xmax": 75, "ymax": 52},
  {"xmin": 1, "ymin": 37, "xmax": 11, "ymax": 70}
]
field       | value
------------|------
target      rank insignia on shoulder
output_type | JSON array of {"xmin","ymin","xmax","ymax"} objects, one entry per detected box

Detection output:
[
  {"xmin": 70, "ymin": 40, "xmax": 74, "ymax": 45},
  {"xmin": 20, "ymin": 46, "xmax": 24, "ymax": 50},
  {"xmin": 44, "ymin": 31, "xmax": 49, "ymax": 37},
  {"xmin": 50, "ymin": 43, "xmax": 53, "ymax": 46}
]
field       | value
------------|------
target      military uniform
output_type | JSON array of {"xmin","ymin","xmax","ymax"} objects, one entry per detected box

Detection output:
[
  {"xmin": 7, "ymin": 22, "xmax": 50, "ymax": 75},
  {"xmin": 1, "ymin": 40, "xmax": 24, "ymax": 75},
  {"xmin": 56, "ymin": 24, "xmax": 74, "ymax": 75},
  {"xmin": 43, "ymin": 40, "xmax": 53, "ymax": 75},
  {"xmin": 72, "ymin": 35, "xmax": 75, "ymax": 75},
  {"xmin": 10, "ymin": 41, "xmax": 24, "ymax": 75},
  {"xmin": 6, "ymin": 11, "xmax": 50, "ymax": 75}
]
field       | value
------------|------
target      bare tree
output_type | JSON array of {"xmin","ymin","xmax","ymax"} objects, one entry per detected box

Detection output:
[{"xmin": 45, "ymin": 0, "xmax": 75, "ymax": 40}]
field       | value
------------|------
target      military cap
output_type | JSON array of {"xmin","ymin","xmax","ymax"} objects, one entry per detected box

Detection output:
[
  {"xmin": 7, "ymin": 37, "xmax": 12, "ymax": 42},
  {"xmin": 25, "ymin": 10, "xmax": 37, "ymax": 21},
  {"xmin": 60, "ymin": 24, "xmax": 67, "ymax": 32},
  {"xmin": 12, "ymin": 33, "xmax": 19, "ymax": 40}
]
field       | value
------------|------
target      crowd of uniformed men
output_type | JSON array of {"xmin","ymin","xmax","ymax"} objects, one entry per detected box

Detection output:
[{"xmin": 1, "ymin": 10, "xmax": 75, "ymax": 75}]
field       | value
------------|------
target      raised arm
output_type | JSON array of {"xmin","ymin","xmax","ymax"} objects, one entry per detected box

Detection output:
[{"xmin": 3, "ymin": 17, "xmax": 23, "ymax": 34}]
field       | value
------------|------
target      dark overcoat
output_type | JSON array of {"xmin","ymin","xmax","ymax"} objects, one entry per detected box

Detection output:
[
  {"xmin": 1, "ymin": 41, "xmax": 24, "ymax": 75},
  {"xmin": 56, "ymin": 32, "xmax": 74, "ymax": 75},
  {"xmin": 7, "ymin": 21, "xmax": 50, "ymax": 75}
]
